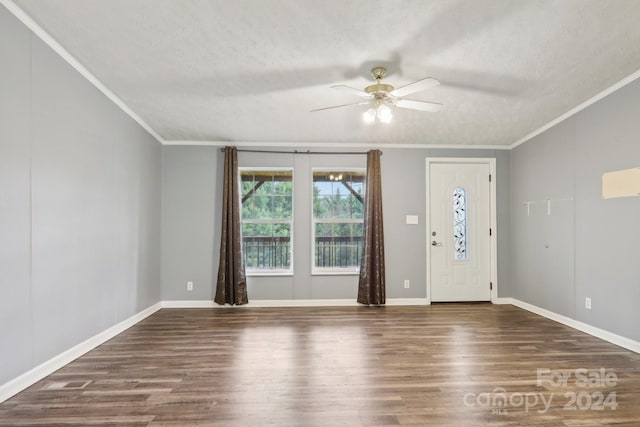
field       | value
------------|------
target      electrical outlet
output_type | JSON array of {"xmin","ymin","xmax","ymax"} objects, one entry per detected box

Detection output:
[
  {"xmin": 585, "ymin": 297, "xmax": 591, "ymax": 310},
  {"xmin": 187, "ymin": 281, "xmax": 194, "ymax": 291},
  {"xmin": 404, "ymin": 280, "xmax": 410, "ymax": 289}
]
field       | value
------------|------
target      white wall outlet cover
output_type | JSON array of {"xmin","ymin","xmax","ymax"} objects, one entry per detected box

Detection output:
[{"xmin": 405, "ymin": 215, "xmax": 419, "ymax": 225}]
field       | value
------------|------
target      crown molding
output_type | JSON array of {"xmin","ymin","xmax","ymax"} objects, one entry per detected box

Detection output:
[
  {"xmin": 509, "ymin": 68, "xmax": 640, "ymax": 149},
  {"xmin": 1, "ymin": 0, "xmax": 165, "ymax": 144},
  {"xmin": 163, "ymin": 140, "xmax": 511, "ymax": 150}
]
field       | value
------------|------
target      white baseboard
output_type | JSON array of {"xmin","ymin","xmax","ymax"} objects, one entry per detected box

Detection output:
[
  {"xmin": 511, "ymin": 299, "xmax": 640, "ymax": 354},
  {"xmin": 0, "ymin": 302, "xmax": 162, "ymax": 404},
  {"xmin": 162, "ymin": 299, "xmax": 356, "ymax": 308},
  {"xmin": 385, "ymin": 298, "xmax": 430, "ymax": 306},
  {"xmin": 493, "ymin": 297, "xmax": 514, "ymax": 305},
  {"xmin": 162, "ymin": 298, "xmax": 430, "ymax": 308}
]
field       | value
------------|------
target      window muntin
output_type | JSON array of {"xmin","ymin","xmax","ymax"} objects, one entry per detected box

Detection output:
[
  {"xmin": 241, "ymin": 169, "xmax": 293, "ymax": 274},
  {"xmin": 312, "ymin": 170, "xmax": 365, "ymax": 273}
]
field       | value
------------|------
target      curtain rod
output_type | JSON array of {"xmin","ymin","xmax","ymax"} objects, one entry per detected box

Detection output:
[{"xmin": 220, "ymin": 148, "xmax": 380, "ymax": 155}]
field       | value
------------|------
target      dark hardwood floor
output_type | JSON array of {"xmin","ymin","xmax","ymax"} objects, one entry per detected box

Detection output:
[{"xmin": 1, "ymin": 304, "xmax": 639, "ymax": 426}]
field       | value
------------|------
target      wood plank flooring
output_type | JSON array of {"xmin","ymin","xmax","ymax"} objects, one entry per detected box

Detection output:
[{"xmin": 1, "ymin": 304, "xmax": 639, "ymax": 426}]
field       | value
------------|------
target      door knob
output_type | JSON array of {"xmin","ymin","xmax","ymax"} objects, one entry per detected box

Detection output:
[{"xmin": 432, "ymin": 240, "xmax": 443, "ymax": 247}]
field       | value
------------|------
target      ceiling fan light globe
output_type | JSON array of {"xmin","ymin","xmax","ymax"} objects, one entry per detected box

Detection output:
[
  {"xmin": 377, "ymin": 105, "xmax": 393, "ymax": 123},
  {"xmin": 378, "ymin": 113, "xmax": 393, "ymax": 124},
  {"xmin": 363, "ymin": 108, "xmax": 376, "ymax": 124}
]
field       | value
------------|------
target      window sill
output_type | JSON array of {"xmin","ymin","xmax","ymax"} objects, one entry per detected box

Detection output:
[
  {"xmin": 311, "ymin": 270, "xmax": 360, "ymax": 276},
  {"xmin": 246, "ymin": 271, "xmax": 294, "ymax": 277}
]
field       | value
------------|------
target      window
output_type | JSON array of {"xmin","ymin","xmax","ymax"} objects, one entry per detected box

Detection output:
[
  {"xmin": 240, "ymin": 169, "xmax": 293, "ymax": 274},
  {"xmin": 453, "ymin": 187, "xmax": 467, "ymax": 260},
  {"xmin": 312, "ymin": 170, "xmax": 365, "ymax": 273}
]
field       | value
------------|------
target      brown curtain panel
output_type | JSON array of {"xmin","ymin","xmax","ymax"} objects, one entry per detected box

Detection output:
[
  {"xmin": 214, "ymin": 147, "xmax": 248, "ymax": 305},
  {"xmin": 357, "ymin": 149, "xmax": 386, "ymax": 305}
]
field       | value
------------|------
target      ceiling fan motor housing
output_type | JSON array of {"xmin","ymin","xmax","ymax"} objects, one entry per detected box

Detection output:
[
  {"xmin": 366, "ymin": 67, "xmax": 394, "ymax": 95},
  {"xmin": 365, "ymin": 83, "xmax": 394, "ymax": 94}
]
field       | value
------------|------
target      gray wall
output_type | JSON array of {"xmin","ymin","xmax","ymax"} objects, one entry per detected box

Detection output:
[
  {"xmin": 161, "ymin": 147, "xmax": 218, "ymax": 300},
  {"xmin": 161, "ymin": 146, "xmax": 511, "ymax": 301},
  {"xmin": 0, "ymin": 6, "xmax": 161, "ymax": 385},
  {"xmin": 511, "ymin": 78, "xmax": 640, "ymax": 341}
]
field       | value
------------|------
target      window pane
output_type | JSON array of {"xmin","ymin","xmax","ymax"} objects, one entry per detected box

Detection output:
[
  {"xmin": 242, "ymin": 196, "xmax": 266, "ymax": 220},
  {"xmin": 242, "ymin": 180, "xmax": 255, "ymax": 194},
  {"xmin": 314, "ymin": 222, "xmax": 363, "ymax": 269},
  {"xmin": 242, "ymin": 222, "xmax": 291, "ymax": 271},
  {"xmin": 241, "ymin": 170, "xmax": 292, "ymax": 220},
  {"xmin": 334, "ymin": 195, "xmax": 358, "ymax": 219},
  {"xmin": 272, "ymin": 180, "xmax": 291, "ymax": 195},
  {"xmin": 312, "ymin": 170, "xmax": 365, "ymax": 220},
  {"xmin": 313, "ymin": 195, "xmax": 332, "ymax": 219},
  {"xmin": 270, "ymin": 195, "xmax": 292, "ymax": 219},
  {"xmin": 453, "ymin": 187, "xmax": 467, "ymax": 261},
  {"xmin": 350, "ymin": 181, "xmax": 364, "ymax": 194},
  {"xmin": 241, "ymin": 196, "xmax": 255, "ymax": 217},
  {"xmin": 252, "ymin": 184, "xmax": 270, "ymax": 197}
]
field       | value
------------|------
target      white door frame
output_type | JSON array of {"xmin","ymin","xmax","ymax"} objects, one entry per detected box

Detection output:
[{"xmin": 425, "ymin": 158, "xmax": 498, "ymax": 304}]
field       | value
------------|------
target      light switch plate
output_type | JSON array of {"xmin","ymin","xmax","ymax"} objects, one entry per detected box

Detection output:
[{"xmin": 406, "ymin": 215, "xmax": 419, "ymax": 225}]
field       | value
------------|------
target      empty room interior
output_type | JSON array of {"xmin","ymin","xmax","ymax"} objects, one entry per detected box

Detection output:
[{"xmin": 1, "ymin": 1, "xmax": 640, "ymax": 425}]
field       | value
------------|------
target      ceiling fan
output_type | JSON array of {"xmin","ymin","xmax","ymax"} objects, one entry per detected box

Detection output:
[{"xmin": 311, "ymin": 67, "xmax": 443, "ymax": 123}]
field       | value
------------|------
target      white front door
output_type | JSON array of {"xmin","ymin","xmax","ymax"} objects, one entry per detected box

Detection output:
[{"xmin": 428, "ymin": 161, "xmax": 491, "ymax": 302}]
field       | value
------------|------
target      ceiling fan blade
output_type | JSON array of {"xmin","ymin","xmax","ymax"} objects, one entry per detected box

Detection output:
[
  {"xmin": 391, "ymin": 77, "xmax": 440, "ymax": 98},
  {"xmin": 310, "ymin": 101, "xmax": 369, "ymax": 112},
  {"xmin": 395, "ymin": 99, "xmax": 443, "ymax": 112},
  {"xmin": 330, "ymin": 84, "xmax": 371, "ymax": 98}
]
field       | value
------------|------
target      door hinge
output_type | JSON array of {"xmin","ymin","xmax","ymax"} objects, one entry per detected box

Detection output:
[
  {"xmin": 489, "ymin": 228, "xmax": 492, "ymax": 236},
  {"xmin": 489, "ymin": 174, "xmax": 492, "ymax": 182},
  {"xmin": 490, "ymin": 282, "xmax": 493, "ymax": 290}
]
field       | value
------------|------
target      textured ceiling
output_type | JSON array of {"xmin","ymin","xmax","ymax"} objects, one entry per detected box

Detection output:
[{"xmin": 12, "ymin": 0, "xmax": 640, "ymax": 146}]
